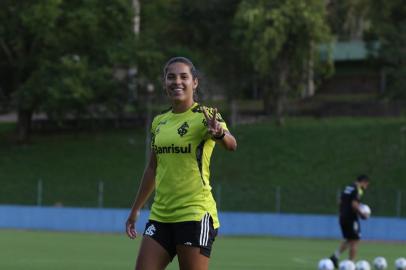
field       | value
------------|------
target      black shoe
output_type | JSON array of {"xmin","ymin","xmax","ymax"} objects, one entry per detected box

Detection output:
[{"xmin": 329, "ymin": 255, "xmax": 338, "ymax": 269}]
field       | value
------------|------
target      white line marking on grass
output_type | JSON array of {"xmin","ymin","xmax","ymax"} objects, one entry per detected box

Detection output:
[{"xmin": 292, "ymin": 257, "xmax": 314, "ymax": 265}]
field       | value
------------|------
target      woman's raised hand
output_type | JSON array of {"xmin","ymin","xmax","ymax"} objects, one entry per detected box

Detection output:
[{"xmin": 203, "ymin": 108, "xmax": 224, "ymax": 139}]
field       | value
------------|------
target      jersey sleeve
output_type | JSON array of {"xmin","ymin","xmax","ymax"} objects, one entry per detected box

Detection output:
[{"xmin": 350, "ymin": 188, "xmax": 360, "ymax": 202}]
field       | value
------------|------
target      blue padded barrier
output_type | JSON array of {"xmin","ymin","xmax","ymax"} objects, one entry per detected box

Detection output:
[{"xmin": 1, "ymin": 205, "xmax": 405, "ymax": 241}]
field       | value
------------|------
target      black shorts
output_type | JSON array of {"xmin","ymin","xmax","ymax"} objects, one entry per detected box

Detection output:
[
  {"xmin": 339, "ymin": 218, "xmax": 361, "ymax": 240},
  {"xmin": 142, "ymin": 213, "xmax": 218, "ymax": 260}
]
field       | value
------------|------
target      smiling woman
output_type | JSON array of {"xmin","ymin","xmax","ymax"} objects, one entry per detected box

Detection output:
[
  {"xmin": 125, "ymin": 56, "xmax": 237, "ymax": 270},
  {"xmin": 163, "ymin": 57, "xmax": 199, "ymax": 111}
]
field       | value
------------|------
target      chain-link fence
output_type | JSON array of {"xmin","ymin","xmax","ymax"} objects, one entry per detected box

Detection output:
[
  {"xmin": 1, "ymin": 178, "xmax": 405, "ymax": 217},
  {"xmin": 212, "ymin": 183, "xmax": 406, "ymax": 217}
]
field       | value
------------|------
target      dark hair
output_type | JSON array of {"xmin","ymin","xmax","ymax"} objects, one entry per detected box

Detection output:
[
  {"xmin": 356, "ymin": 174, "xmax": 369, "ymax": 182},
  {"xmin": 163, "ymin": 56, "xmax": 199, "ymax": 101}
]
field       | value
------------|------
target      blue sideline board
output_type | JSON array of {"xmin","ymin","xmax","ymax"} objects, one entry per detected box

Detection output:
[{"xmin": 0, "ymin": 205, "xmax": 405, "ymax": 241}]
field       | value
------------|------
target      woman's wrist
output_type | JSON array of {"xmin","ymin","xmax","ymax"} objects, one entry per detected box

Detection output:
[
  {"xmin": 212, "ymin": 131, "xmax": 226, "ymax": 140},
  {"xmin": 128, "ymin": 209, "xmax": 140, "ymax": 221}
]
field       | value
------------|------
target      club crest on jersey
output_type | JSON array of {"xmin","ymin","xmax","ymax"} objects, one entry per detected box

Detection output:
[{"xmin": 177, "ymin": 122, "xmax": 189, "ymax": 137}]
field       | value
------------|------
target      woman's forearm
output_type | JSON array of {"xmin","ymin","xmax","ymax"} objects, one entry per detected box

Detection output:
[
  {"xmin": 128, "ymin": 153, "xmax": 157, "ymax": 220},
  {"xmin": 216, "ymin": 131, "xmax": 237, "ymax": 151}
]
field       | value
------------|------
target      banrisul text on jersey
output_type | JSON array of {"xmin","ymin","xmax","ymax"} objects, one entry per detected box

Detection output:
[{"xmin": 154, "ymin": 143, "xmax": 192, "ymax": 154}]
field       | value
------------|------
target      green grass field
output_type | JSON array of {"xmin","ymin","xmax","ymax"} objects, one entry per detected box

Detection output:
[{"xmin": 0, "ymin": 230, "xmax": 404, "ymax": 270}]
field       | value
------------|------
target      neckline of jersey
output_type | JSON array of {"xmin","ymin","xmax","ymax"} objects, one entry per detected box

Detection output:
[{"xmin": 170, "ymin": 102, "xmax": 198, "ymax": 116}]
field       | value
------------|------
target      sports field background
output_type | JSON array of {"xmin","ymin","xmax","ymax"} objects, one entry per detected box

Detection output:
[
  {"xmin": 0, "ymin": 230, "xmax": 404, "ymax": 270},
  {"xmin": 1, "ymin": 118, "xmax": 406, "ymax": 216}
]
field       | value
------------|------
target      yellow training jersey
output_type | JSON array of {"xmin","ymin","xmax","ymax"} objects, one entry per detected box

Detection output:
[{"xmin": 149, "ymin": 103, "xmax": 227, "ymax": 229}]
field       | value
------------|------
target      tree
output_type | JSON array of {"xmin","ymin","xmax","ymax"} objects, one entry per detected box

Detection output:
[
  {"xmin": 138, "ymin": 0, "xmax": 246, "ymax": 102},
  {"xmin": 0, "ymin": 0, "xmax": 136, "ymax": 142},
  {"xmin": 366, "ymin": 0, "xmax": 406, "ymax": 99},
  {"xmin": 169, "ymin": 0, "xmax": 248, "ymax": 101},
  {"xmin": 233, "ymin": 0, "xmax": 331, "ymax": 124},
  {"xmin": 326, "ymin": 0, "xmax": 369, "ymax": 40}
]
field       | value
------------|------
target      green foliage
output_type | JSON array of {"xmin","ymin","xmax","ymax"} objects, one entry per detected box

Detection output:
[
  {"xmin": 171, "ymin": 0, "xmax": 245, "ymax": 98},
  {"xmin": 233, "ymin": 0, "xmax": 332, "ymax": 118},
  {"xmin": 326, "ymin": 0, "xmax": 369, "ymax": 40},
  {"xmin": 367, "ymin": 0, "xmax": 406, "ymax": 99},
  {"xmin": 234, "ymin": 0, "xmax": 330, "ymax": 76},
  {"xmin": 0, "ymin": 0, "xmax": 136, "ymax": 119},
  {"xmin": 138, "ymin": 0, "xmax": 245, "ymax": 99}
]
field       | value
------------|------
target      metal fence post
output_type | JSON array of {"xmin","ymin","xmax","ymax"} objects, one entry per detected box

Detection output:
[
  {"xmin": 396, "ymin": 190, "xmax": 402, "ymax": 217},
  {"xmin": 275, "ymin": 186, "xmax": 281, "ymax": 213},
  {"xmin": 37, "ymin": 179, "xmax": 43, "ymax": 206},
  {"xmin": 400, "ymin": 126, "xmax": 406, "ymax": 158},
  {"xmin": 231, "ymin": 99, "xmax": 237, "ymax": 128},
  {"xmin": 98, "ymin": 181, "xmax": 104, "ymax": 208},
  {"xmin": 216, "ymin": 183, "xmax": 222, "ymax": 210},
  {"xmin": 145, "ymin": 84, "xmax": 154, "ymax": 167}
]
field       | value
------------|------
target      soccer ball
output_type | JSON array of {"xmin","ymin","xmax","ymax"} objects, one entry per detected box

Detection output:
[
  {"xmin": 359, "ymin": 203, "xmax": 371, "ymax": 218},
  {"xmin": 340, "ymin": 260, "xmax": 356, "ymax": 270},
  {"xmin": 373, "ymin": 257, "xmax": 388, "ymax": 270},
  {"xmin": 395, "ymin": 258, "xmax": 406, "ymax": 270},
  {"xmin": 318, "ymin": 259, "xmax": 334, "ymax": 270},
  {"xmin": 356, "ymin": 260, "xmax": 371, "ymax": 270}
]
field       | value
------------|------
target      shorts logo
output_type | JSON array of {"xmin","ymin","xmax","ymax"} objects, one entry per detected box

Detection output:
[
  {"xmin": 145, "ymin": 224, "xmax": 156, "ymax": 236},
  {"xmin": 184, "ymin": 242, "xmax": 192, "ymax": 246},
  {"xmin": 177, "ymin": 122, "xmax": 189, "ymax": 137}
]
